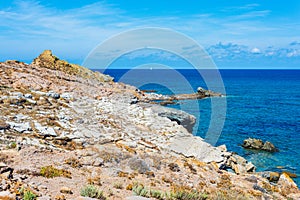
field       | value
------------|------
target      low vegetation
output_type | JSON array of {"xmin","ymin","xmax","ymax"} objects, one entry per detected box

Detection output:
[
  {"xmin": 131, "ymin": 183, "xmax": 208, "ymax": 200},
  {"xmin": 40, "ymin": 165, "xmax": 71, "ymax": 178},
  {"xmin": 23, "ymin": 190, "xmax": 37, "ymax": 200},
  {"xmin": 19, "ymin": 187, "xmax": 37, "ymax": 200},
  {"xmin": 80, "ymin": 184, "xmax": 106, "ymax": 199}
]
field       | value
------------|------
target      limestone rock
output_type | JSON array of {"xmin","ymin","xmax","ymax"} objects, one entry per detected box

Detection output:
[
  {"xmin": 0, "ymin": 191, "xmax": 15, "ymax": 200},
  {"xmin": 0, "ymin": 162, "xmax": 7, "ymax": 168},
  {"xmin": 38, "ymin": 196, "xmax": 51, "ymax": 200},
  {"xmin": 125, "ymin": 196, "xmax": 151, "ymax": 200},
  {"xmin": 24, "ymin": 93, "xmax": 33, "ymax": 99},
  {"xmin": 226, "ymin": 154, "xmax": 255, "ymax": 174},
  {"xmin": 0, "ymin": 120, "xmax": 10, "ymax": 130},
  {"xmin": 128, "ymin": 157, "xmax": 150, "ymax": 174},
  {"xmin": 168, "ymin": 163, "xmax": 180, "ymax": 172},
  {"xmin": 7, "ymin": 121, "xmax": 32, "ymax": 133},
  {"xmin": 34, "ymin": 122, "xmax": 57, "ymax": 137},
  {"xmin": 269, "ymin": 172, "xmax": 280, "ymax": 182},
  {"xmin": 46, "ymin": 91, "xmax": 60, "ymax": 99},
  {"xmin": 168, "ymin": 136, "xmax": 224, "ymax": 163},
  {"xmin": 149, "ymin": 104, "xmax": 196, "ymax": 133},
  {"xmin": 262, "ymin": 141, "xmax": 278, "ymax": 152},
  {"xmin": 242, "ymin": 138, "xmax": 264, "ymax": 149},
  {"xmin": 278, "ymin": 173, "xmax": 298, "ymax": 188},
  {"xmin": 61, "ymin": 93, "xmax": 73, "ymax": 100},
  {"xmin": 242, "ymin": 138, "xmax": 278, "ymax": 152},
  {"xmin": 32, "ymin": 50, "xmax": 113, "ymax": 82},
  {"xmin": 60, "ymin": 186, "xmax": 73, "ymax": 194}
]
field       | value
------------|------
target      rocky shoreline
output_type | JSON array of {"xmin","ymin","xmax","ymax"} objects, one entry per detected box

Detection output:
[{"xmin": 0, "ymin": 50, "xmax": 299, "ymax": 199}]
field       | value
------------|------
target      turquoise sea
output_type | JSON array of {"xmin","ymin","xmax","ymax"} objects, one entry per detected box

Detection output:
[{"xmin": 101, "ymin": 69, "xmax": 300, "ymax": 185}]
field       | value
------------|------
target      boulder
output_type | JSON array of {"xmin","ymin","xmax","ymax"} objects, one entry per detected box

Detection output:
[
  {"xmin": 34, "ymin": 122, "xmax": 57, "ymax": 137},
  {"xmin": 242, "ymin": 138, "xmax": 264, "ymax": 149},
  {"xmin": 7, "ymin": 121, "xmax": 32, "ymax": 133},
  {"xmin": 0, "ymin": 191, "xmax": 15, "ymax": 200},
  {"xmin": 262, "ymin": 141, "xmax": 278, "ymax": 152},
  {"xmin": 128, "ymin": 157, "xmax": 150, "ymax": 174},
  {"xmin": 0, "ymin": 120, "xmax": 10, "ymax": 130},
  {"xmin": 24, "ymin": 93, "xmax": 33, "ymax": 99},
  {"xmin": 61, "ymin": 93, "xmax": 73, "ymax": 100},
  {"xmin": 242, "ymin": 138, "xmax": 278, "ymax": 152},
  {"xmin": 269, "ymin": 172, "xmax": 280, "ymax": 182},
  {"xmin": 46, "ymin": 91, "xmax": 60, "ymax": 99},
  {"xmin": 225, "ymin": 154, "xmax": 255, "ymax": 174},
  {"xmin": 60, "ymin": 187, "xmax": 73, "ymax": 194},
  {"xmin": 277, "ymin": 173, "xmax": 298, "ymax": 195}
]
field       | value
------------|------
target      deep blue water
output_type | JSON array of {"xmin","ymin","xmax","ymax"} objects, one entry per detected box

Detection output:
[{"xmin": 100, "ymin": 69, "xmax": 300, "ymax": 185}]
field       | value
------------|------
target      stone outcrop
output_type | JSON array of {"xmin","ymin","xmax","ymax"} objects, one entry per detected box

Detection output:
[
  {"xmin": 144, "ymin": 104, "xmax": 196, "ymax": 133},
  {"xmin": 242, "ymin": 138, "xmax": 278, "ymax": 152},
  {"xmin": 32, "ymin": 50, "xmax": 113, "ymax": 82}
]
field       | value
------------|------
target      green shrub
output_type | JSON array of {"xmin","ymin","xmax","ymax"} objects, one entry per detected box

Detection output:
[
  {"xmin": 131, "ymin": 183, "xmax": 207, "ymax": 200},
  {"xmin": 113, "ymin": 182, "xmax": 124, "ymax": 189},
  {"xmin": 7, "ymin": 141, "xmax": 17, "ymax": 149},
  {"xmin": 133, "ymin": 184, "xmax": 149, "ymax": 197},
  {"xmin": 23, "ymin": 190, "xmax": 37, "ymax": 200},
  {"xmin": 80, "ymin": 184, "xmax": 106, "ymax": 200},
  {"xmin": 150, "ymin": 190, "xmax": 165, "ymax": 200}
]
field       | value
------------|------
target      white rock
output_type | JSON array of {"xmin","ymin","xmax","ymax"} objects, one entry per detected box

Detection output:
[
  {"xmin": 168, "ymin": 136, "xmax": 224, "ymax": 163},
  {"xmin": 34, "ymin": 122, "xmax": 57, "ymax": 137},
  {"xmin": 10, "ymin": 92, "xmax": 23, "ymax": 98},
  {"xmin": 24, "ymin": 93, "xmax": 33, "ymax": 99},
  {"xmin": 61, "ymin": 93, "xmax": 73, "ymax": 100},
  {"xmin": 7, "ymin": 121, "xmax": 32, "ymax": 133},
  {"xmin": 0, "ymin": 191, "xmax": 16, "ymax": 199},
  {"xmin": 26, "ymin": 99, "xmax": 37, "ymax": 104}
]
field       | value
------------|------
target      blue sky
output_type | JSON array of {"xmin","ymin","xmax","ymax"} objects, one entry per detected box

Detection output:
[{"xmin": 1, "ymin": 0, "xmax": 300, "ymax": 68}]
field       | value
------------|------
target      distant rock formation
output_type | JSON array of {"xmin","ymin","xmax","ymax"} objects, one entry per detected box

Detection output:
[
  {"xmin": 140, "ymin": 86, "xmax": 223, "ymax": 106},
  {"xmin": 242, "ymin": 138, "xmax": 278, "ymax": 152}
]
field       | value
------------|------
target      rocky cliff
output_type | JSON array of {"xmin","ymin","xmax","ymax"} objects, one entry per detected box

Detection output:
[{"xmin": 0, "ymin": 51, "xmax": 299, "ymax": 200}]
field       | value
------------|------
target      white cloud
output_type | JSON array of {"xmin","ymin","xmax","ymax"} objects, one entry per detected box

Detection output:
[
  {"xmin": 287, "ymin": 50, "xmax": 300, "ymax": 57},
  {"xmin": 251, "ymin": 47, "xmax": 261, "ymax": 54}
]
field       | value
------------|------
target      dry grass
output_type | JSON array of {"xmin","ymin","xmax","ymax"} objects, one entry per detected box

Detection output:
[{"xmin": 40, "ymin": 165, "xmax": 71, "ymax": 178}]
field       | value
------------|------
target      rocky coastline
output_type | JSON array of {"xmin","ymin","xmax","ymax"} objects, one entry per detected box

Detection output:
[{"xmin": 0, "ymin": 50, "xmax": 299, "ymax": 199}]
